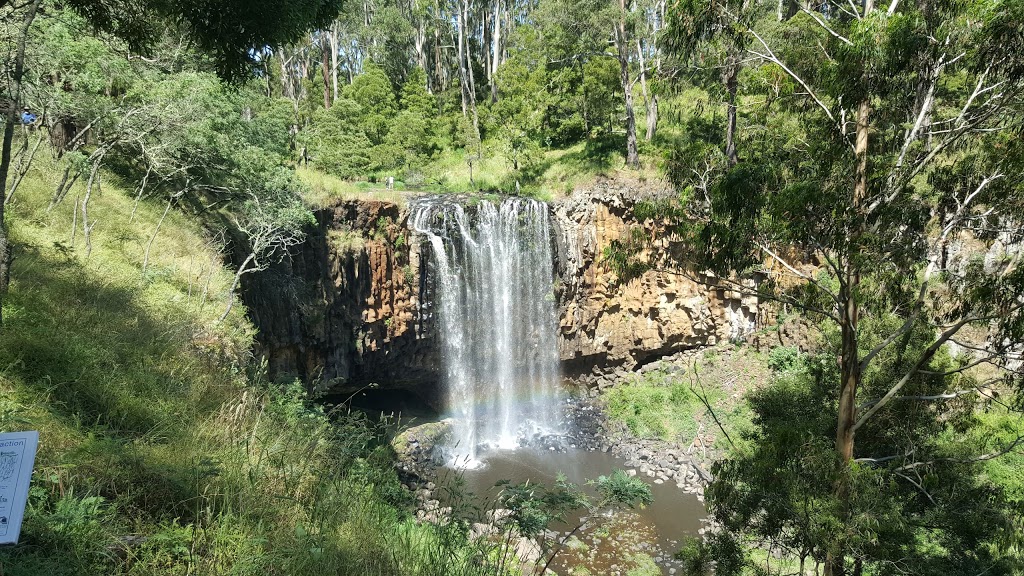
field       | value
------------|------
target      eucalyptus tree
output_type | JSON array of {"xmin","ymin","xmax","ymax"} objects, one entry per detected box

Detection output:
[
  {"xmin": 665, "ymin": 0, "xmax": 768, "ymax": 167},
  {"xmin": 0, "ymin": 0, "xmax": 342, "ymax": 327},
  {"xmin": 654, "ymin": 0, "xmax": 1024, "ymax": 572},
  {"xmin": 544, "ymin": 0, "xmax": 672, "ymax": 165},
  {"xmin": 491, "ymin": 28, "xmax": 548, "ymax": 187}
]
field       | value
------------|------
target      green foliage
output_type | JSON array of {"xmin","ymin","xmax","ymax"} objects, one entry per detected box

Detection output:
[
  {"xmin": 62, "ymin": 0, "xmax": 342, "ymax": 80},
  {"xmin": 385, "ymin": 110, "xmax": 438, "ymax": 169},
  {"xmin": 593, "ymin": 470, "xmax": 654, "ymax": 510},
  {"xmin": 650, "ymin": 0, "xmax": 1024, "ymax": 570},
  {"xmin": 624, "ymin": 552, "xmax": 660, "ymax": 576},
  {"xmin": 362, "ymin": 8, "xmax": 416, "ymax": 86},
  {"xmin": 0, "ymin": 152, "xmax": 479, "ymax": 576},
  {"xmin": 305, "ymin": 99, "xmax": 375, "ymax": 178},
  {"xmin": 346, "ymin": 64, "xmax": 398, "ymax": 145},
  {"xmin": 765, "ymin": 346, "xmax": 799, "ymax": 373},
  {"xmin": 604, "ymin": 371, "xmax": 711, "ymax": 442},
  {"xmin": 304, "ymin": 65, "xmax": 446, "ymax": 178},
  {"xmin": 400, "ymin": 67, "xmax": 436, "ymax": 117},
  {"xmin": 496, "ymin": 475, "xmax": 590, "ymax": 538},
  {"xmin": 704, "ymin": 319, "xmax": 1019, "ymax": 574},
  {"xmin": 490, "ymin": 34, "xmax": 548, "ymax": 182}
]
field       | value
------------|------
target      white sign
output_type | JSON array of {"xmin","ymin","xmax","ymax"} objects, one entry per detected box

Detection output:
[{"xmin": 0, "ymin": 431, "xmax": 38, "ymax": 545}]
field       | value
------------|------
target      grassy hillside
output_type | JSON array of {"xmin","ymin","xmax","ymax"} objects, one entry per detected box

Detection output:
[
  {"xmin": 298, "ymin": 136, "xmax": 669, "ymax": 206},
  {"xmin": 0, "ymin": 150, "xmax": 471, "ymax": 575}
]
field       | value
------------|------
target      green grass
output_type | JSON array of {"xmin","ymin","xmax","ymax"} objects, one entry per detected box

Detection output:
[
  {"xmin": 602, "ymin": 348, "xmax": 763, "ymax": 456},
  {"xmin": 602, "ymin": 366, "xmax": 754, "ymax": 456},
  {"xmin": 975, "ymin": 407, "xmax": 1024, "ymax": 506},
  {"xmin": 298, "ymin": 135, "xmax": 666, "ymax": 207},
  {"xmin": 604, "ymin": 371, "xmax": 711, "ymax": 442},
  {"xmin": 297, "ymin": 166, "xmax": 413, "ymax": 208},
  {"xmin": 421, "ymin": 138, "xmax": 665, "ymax": 200},
  {"xmin": 0, "ymin": 148, "xmax": 490, "ymax": 575}
]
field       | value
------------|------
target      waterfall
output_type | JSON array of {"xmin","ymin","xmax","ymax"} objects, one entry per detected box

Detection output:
[{"xmin": 410, "ymin": 196, "xmax": 563, "ymax": 467}]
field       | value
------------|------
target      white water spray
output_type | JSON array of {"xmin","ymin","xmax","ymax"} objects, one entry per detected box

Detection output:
[{"xmin": 411, "ymin": 196, "xmax": 563, "ymax": 467}]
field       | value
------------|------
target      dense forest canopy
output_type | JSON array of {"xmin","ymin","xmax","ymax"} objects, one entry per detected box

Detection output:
[{"xmin": 1, "ymin": 0, "xmax": 1023, "ymax": 574}]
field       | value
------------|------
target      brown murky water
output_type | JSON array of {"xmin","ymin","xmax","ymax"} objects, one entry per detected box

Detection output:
[{"xmin": 439, "ymin": 447, "xmax": 706, "ymax": 574}]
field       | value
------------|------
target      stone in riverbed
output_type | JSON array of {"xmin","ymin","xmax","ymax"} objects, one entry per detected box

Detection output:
[
  {"xmin": 514, "ymin": 537, "xmax": 542, "ymax": 564},
  {"xmin": 391, "ymin": 419, "xmax": 453, "ymax": 463},
  {"xmin": 469, "ymin": 523, "xmax": 492, "ymax": 540}
]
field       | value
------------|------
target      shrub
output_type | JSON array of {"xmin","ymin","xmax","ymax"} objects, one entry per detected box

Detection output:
[{"xmin": 766, "ymin": 346, "xmax": 800, "ymax": 373}]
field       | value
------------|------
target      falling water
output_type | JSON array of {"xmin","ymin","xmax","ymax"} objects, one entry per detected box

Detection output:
[{"xmin": 410, "ymin": 196, "xmax": 563, "ymax": 467}]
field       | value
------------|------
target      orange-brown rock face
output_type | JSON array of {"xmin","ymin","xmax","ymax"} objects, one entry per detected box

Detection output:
[
  {"xmin": 553, "ymin": 183, "xmax": 759, "ymax": 374},
  {"xmin": 242, "ymin": 185, "xmax": 761, "ymax": 400}
]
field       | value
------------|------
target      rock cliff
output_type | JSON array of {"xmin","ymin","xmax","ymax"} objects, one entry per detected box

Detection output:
[
  {"xmin": 240, "ymin": 198, "xmax": 439, "ymax": 403},
  {"xmin": 552, "ymin": 182, "xmax": 759, "ymax": 376},
  {"xmin": 241, "ymin": 183, "xmax": 760, "ymax": 400}
]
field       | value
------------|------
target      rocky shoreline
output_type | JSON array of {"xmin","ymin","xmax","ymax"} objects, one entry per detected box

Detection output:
[{"xmin": 391, "ymin": 362, "xmax": 724, "ymax": 574}]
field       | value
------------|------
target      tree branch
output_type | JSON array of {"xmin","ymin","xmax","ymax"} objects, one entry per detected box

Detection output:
[
  {"xmin": 852, "ymin": 314, "xmax": 979, "ymax": 432},
  {"xmin": 758, "ymin": 241, "xmax": 841, "ymax": 304},
  {"xmin": 800, "ymin": 7, "xmax": 852, "ymax": 46},
  {"xmin": 895, "ymin": 435, "xmax": 1024, "ymax": 471},
  {"xmin": 894, "ymin": 471, "xmax": 937, "ymax": 505},
  {"xmin": 857, "ymin": 388, "xmax": 978, "ymax": 411}
]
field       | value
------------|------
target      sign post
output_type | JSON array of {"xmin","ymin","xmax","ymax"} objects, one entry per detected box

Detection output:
[{"xmin": 0, "ymin": 431, "xmax": 39, "ymax": 546}]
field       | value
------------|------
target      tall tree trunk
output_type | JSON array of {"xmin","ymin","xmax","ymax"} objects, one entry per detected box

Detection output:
[
  {"xmin": 0, "ymin": 0, "xmax": 42, "ymax": 327},
  {"xmin": 330, "ymin": 23, "xmax": 340, "ymax": 101},
  {"xmin": 646, "ymin": 95, "xmax": 658, "ymax": 141},
  {"xmin": 723, "ymin": 49, "xmax": 739, "ymax": 167},
  {"xmin": 321, "ymin": 37, "xmax": 332, "ymax": 109},
  {"xmin": 636, "ymin": 38, "xmax": 656, "ymax": 141},
  {"xmin": 456, "ymin": 6, "xmax": 469, "ymax": 118},
  {"xmin": 484, "ymin": 12, "xmax": 492, "ymax": 96},
  {"xmin": 0, "ymin": 119, "xmax": 14, "ymax": 319},
  {"xmin": 826, "ymin": 0, "xmax": 873, "ymax": 564},
  {"xmin": 463, "ymin": 0, "xmax": 480, "ymax": 134},
  {"xmin": 654, "ymin": 0, "xmax": 664, "ymax": 76},
  {"xmin": 614, "ymin": 3, "xmax": 640, "ymax": 169},
  {"xmin": 582, "ymin": 62, "xmax": 590, "ymax": 134},
  {"xmin": 415, "ymin": 21, "xmax": 429, "ymax": 90},
  {"xmin": 280, "ymin": 51, "xmax": 295, "ymax": 103},
  {"xmin": 490, "ymin": 0, "xmax": 502, "ymax": 102},
  {"xmin": 434, "ymin": 2, "xmax": 446, "ymax": 92}
]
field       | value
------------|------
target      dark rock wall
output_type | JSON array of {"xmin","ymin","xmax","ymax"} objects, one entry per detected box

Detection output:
[{"xmin": 241, "ymin": 198, "xmax": 440, "ymax": 404}]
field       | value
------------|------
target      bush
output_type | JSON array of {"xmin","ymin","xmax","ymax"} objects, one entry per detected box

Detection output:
[{"xmin": 766, "ymin": 346, "xmax": 800, "ymax": 373}]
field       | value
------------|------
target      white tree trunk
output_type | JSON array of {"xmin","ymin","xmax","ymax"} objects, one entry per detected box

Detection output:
[
  {"xmin": 330, "ymin": 23, "xmax": 339, "ymax": 101},
  {"xmin": 491, "ymin": 0, "xmax": 502, "ymax": 102},
  {"xmin": 614, "ymin": 2, "xmax": 639, "ymax": 168},
  {"xmin": 220, "ymin": 251, "xmax": 257, "ymax": 322},
  {"xmin": 456, "ymin": 4, "xmax": 469, "ymax": 117},
  {"xmin": 636, "ymin": 38, "xmax": 654, "ymax": 141},
  {"xmin": 463, "ymin": 0, "xmax": 480, "ymax": 134}
]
